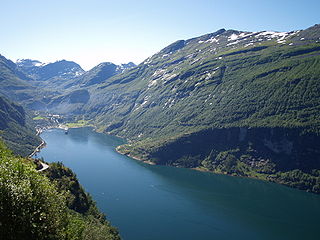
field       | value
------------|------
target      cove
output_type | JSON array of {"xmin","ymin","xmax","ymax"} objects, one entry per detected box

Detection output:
[{"xmin": 36, "ymin": 127, "xmax": 320, "ymax": 240}]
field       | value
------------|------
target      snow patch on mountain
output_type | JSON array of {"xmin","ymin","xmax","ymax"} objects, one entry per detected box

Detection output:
[{"xmin": 228, "ymin": 34, "xmax": 239, "ymax": 41}]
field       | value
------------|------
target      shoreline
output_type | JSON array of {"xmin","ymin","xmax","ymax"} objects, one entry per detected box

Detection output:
[
  {"xmin": 115, "ymin": 146, "xmax": 156, "ymax": 165},
  {"xmin": 31, "ymin": 125, "xmax": 266, "ymax": 184},
  {"xmin": 114, "ymin": 145, "xmax": 271, "ymax": 183},
  {"xmin": 31, "ymin": 125, "xmax": 319, "ymax": 194},
  {"xmin": 30, "ymin": 124, "xmax": 96, "ymax": 156},
  {"xmin": 32, "ymin": 124, "xmax": 155, "ymax": 167},
  {"xmin": 31, "ymin": 126, "xmax": 259, "ymax": 176},
  {"xmin": 29, "ymin": 140, "xmax": 46, "ymax": 158}
]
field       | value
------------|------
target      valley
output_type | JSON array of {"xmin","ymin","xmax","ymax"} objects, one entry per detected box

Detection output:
[
  {"xmin": 35, "ymin": 127, "xmax": 320, "ymax": 240},
  {"xmin": 1, "ymin": 24, "xmax": 320, "ymax": 193},
  {"xmin": 1, "ymin": 22, "xmax": 320, "ymax": 240}
]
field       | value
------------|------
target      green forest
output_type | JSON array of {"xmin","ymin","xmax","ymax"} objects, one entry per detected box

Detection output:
[{"xmin": 0, "ymin": 140, "xmax": 120, "ymax": 240}]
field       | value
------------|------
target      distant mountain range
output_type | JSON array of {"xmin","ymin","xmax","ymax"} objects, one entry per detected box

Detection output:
[
  {"xmin": 0, "ymin": 24, "xmax": 319, "ymax": 192},
  {"xmin": 0, "ymin": 55, "xmax": 136, "ymax": 110},
  {"xmin": 16, "ymin": 59, "xmax": 85, "ymax": 81},
  {"xmin": 16, "ymin": 58, "xmax": 136, "ymax": 90}
]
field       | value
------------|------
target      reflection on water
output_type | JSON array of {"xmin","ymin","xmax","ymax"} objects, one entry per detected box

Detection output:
[{"xmin": 38, "ymin": 128, "xmax": 320, "ymax": 240}]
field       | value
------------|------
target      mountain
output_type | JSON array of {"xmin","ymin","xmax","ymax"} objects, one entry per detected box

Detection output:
[
  {"xmin": 0, "ymin": 95, "xmax": 41, "ymax": 156},
  {"xmin": 0, "ymin": 55, "xmax": 60, "ymax": 111},
  {"xmin": 33, "ymin": 61, "xmax": 135, "ymax": 114},
  {"xmin": 16, "ymin": 59, "xmax": 46, "ymax": 74},
  {"xmin": 17, "ymin": 59, "xmax": 85, "ymax": 90},
  {"xmin": 84, "ymin": 24, "xmax": 320, "ymax": 137},
  {"xmin": 17, "ymin": 59, "xmax": 85, "ymax": 80},
  {"xmin": 0, "ymin": 60, "xmax": 121, "ymax": 240},
  {"xmin": 14, "ymin": 59, "xmax": 136, "ymax": 111},
  {"xmin": 77, "ymin": 24, "xmax": 320, "ymax": 193},
  {"xmin": 71, "ymin": 61, "xmax": 136, "ymax": 87},
  {"xmin": 17, "ymin": 59, "xmax": 135, "ymax": 90},
  {"xmin": 2, "ymin": 25, "xmax": 319, "ymax": 193},
  {"xmin": 0, "ymin": 55, "xmax": 37, "ymax": 102}
]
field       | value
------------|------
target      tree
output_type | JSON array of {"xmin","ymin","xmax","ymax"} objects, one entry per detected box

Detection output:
[{"xmin": 0, "ymin": 142, "xmax": 67, "ymax": 240}]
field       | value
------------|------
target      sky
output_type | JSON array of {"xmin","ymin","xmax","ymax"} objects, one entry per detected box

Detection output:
[{"xmin": 1, "ymin": 0, "xmax": 319, "ymax": 70}]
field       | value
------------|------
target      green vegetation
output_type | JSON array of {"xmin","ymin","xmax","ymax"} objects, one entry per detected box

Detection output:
[
  {"xmin": 79, "ymin": 25, "xmax": 320, "ymax": 193},
  {"xmin": 65, "ymin": 120, "xmax": 92, "ymax": 128},
  {"xmin": 273, "ymin": 169, "xmax": 320, "ymax": 193},
  {"xmin": 0, "ymin": 141, "xmax": 120, "ymax": 240},
  {"xmin": 88, "ymin": 41, "xmax": 320, "ymax": 139},
  {"xmin": 2, "ymin": 25, "xmax": 320, "ymax": 194},
  {"xmin": 0, "ymin": 142, "xmax": 66, "ymax": 239},
  {"xmin": 119, "ymin": 126, "xmax": 320, "ymax": 193},
  {"xmin": 33, "ymin": 116, "xmax": 46, "ymax": 120},
  {"xmin": 0, "ymin": 54, "xmax": 55, "ymax": 110},
  {"xmin": 0, "ymin": 95, "xmax": 41, "ymax": 156}
]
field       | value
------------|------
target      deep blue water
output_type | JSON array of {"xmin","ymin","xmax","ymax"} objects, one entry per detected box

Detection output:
[{"xmin": 37, "ymin": 127, "xmax": 320, "ymax": 240}]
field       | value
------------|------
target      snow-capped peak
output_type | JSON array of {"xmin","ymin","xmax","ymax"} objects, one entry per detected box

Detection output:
[{"xmin": 16, "ymin": 59, "xmax": 47, "ymax": 68}]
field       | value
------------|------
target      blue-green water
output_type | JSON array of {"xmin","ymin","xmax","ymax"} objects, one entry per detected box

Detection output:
[{"xmin": 37, "ymin": 127, "xmax": 320, "ymax": 240}]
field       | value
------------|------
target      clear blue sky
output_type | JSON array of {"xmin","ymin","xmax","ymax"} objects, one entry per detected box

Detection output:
[{"xmin": 1, "ymin": 0, "xmax": 319, "ymax": 70}]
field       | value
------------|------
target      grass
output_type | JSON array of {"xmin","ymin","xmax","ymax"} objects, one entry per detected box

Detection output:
[
  {"xmin": 33, "ymin": 116, "xmax": 46, "ymax": 120},
  {"xmin": 64, "ymin": 120, "xmax": 93, "ymax": 128}
]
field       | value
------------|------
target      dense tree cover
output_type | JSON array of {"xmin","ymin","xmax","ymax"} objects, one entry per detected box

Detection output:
[
  {"xmin": 119, "ymin": 127, "xmax": 320, "ymax": 193},
  {"xmin": 45, "ymin": 162, "xmax": 105, "ymax": 219},
  {"xmin": 273, "ymin": 169, "xmax": 320, "ymax": 193},
  {"xmin": 0, "ymin": 142, "xmax": 67, "ymax": 239},
  {"xmin": 0, "ymin": 141, "xmax": 120, "ymax": 240}
]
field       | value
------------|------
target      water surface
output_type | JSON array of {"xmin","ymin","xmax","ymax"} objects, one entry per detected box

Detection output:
[{"xmin": 37, "ymin": 128, "xmax": 320, "ymax": 240}]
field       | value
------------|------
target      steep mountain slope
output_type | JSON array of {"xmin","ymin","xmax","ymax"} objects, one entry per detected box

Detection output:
[
  {"xmin": 85, "ymin": 25, "xmax": 320, "ymax": 137},
  {"xmin": 79, "ymin": 24, "xmax": 320, "ymax": 192},
  {"xmin": 0, "ymin": 95, "xmax": 41, "ymax": 156},
  {"xmin": 47, "ymin": 89, "xmax": 90, "ymax": 114},
  {"xmin": 0, "ymin": 55, "xmax": 38, "ymax": 103}
]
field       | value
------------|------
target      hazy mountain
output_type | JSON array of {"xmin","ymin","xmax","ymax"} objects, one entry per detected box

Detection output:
[
  {"xmin": 0, "ymin": 57, "xmax": 133, "ymax": 113},
  {"xmin": 16, "ymin": 59, "xmax": 84, "ymax": 90},
  {"xmin": 16, "ymin": 59, "xmax": 136, "ymax": 90},
  {"xmin": 17, "ymin": 59, "xmax": 84, "ymax": 80},
  {"xmin": 0, "ymin": 55, "xmax": 52, "ymax": 109},
  {"xmin": 0, "ymin": 55, "xmax": 60, "ymax": 110},
  {"xmin": 71, "ymin": 61, "xmax": 136, "ymax": 87}
]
